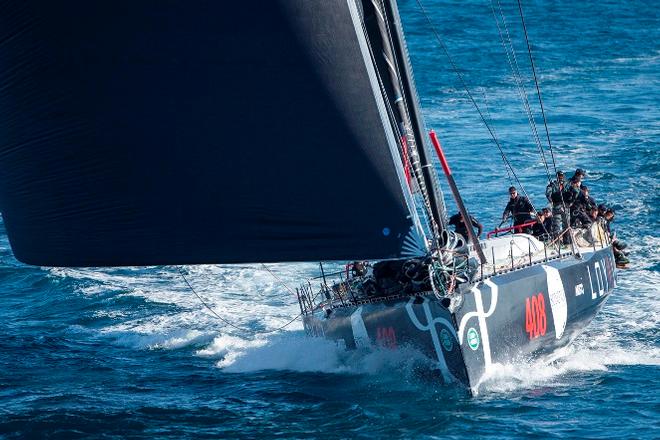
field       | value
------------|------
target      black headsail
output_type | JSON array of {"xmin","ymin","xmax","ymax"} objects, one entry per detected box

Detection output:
[{"xmin": 0, "ymin": 0, "xmax": 438, "ymax": 267}]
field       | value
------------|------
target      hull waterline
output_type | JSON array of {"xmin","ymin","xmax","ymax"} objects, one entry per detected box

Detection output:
[{"xmin": 303, "ymin": 247, "xmax": 616, "ymax": 393}]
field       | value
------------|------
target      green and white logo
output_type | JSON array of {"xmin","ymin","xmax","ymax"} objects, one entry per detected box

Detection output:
[
  {"xmin": 440, "ymin": 328, "xmax": 453, "ymax": 352},
  {"xmin": 467, "ymin": 327, "xmax": 480, "ymax": 351}
]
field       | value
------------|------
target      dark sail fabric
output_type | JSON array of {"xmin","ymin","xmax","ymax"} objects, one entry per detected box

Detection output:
[{"xmin": 0, "ymin": 0, "xmax": 423, "ymax": 266}]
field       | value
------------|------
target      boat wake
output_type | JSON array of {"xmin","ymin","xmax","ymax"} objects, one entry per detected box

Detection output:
[
  {"xmin": 193, "ymin": 321, "xmax": 659, "ymax": 395},
  {"xmin": 198, "ymin": 333, "xmax": 437, "ymax": 377},
  {"xmin": 477, "ymin": 339, "xmax": 660, "ymax": 395},
  {"xmin": 49, "ymin": 233, "xmax": 658, "ymax": 396}
]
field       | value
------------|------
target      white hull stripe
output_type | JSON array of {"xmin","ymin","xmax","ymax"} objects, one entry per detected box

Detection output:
[{"xmin": 405, "ymin": 297, "xmax": 457, "ymax": 383}]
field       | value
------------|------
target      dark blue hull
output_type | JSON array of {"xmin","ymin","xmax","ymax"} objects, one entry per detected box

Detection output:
[{"xmin": 303, "ymin": 247, "xmax": 616, "ymax": 393}]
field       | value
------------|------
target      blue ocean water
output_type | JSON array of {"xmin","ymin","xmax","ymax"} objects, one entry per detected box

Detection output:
[{"xmin": 1, "ymin": 0, "xmax": 658, "ymax": 438}]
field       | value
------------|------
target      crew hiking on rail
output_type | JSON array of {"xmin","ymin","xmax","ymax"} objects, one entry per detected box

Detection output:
[{"xmin": 447, "ymin": 168, "xmax": 628, "ymax": 267}]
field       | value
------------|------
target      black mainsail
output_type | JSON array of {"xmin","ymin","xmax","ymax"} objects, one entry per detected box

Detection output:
[{"xmin": 0, "ymin": 0, "xmax": 443, "ymax": 266}]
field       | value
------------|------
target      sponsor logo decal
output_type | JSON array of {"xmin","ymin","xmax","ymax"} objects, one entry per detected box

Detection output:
[
  {"xmin": 440, "ymin": 328, "xmax": 453, "ymax": 352},
  {"xmin": 458, "ymin": 280, "xmax": 499, "ymax": 375},
  {"xmin": 542, "ymin": 265, "xmax": 568, "ymax": 339},
  {"xmin": 575, "ymin": 283, "xmax": 584, "ymax": 296},
  {"xmin": 350, "ymin": 307, "xmax": 371, "ymax": 348},
  {"xmin": 588, "ymin": 260, "xmax": 607, "ymax": 299},
  {"xmin": 467, "ymin": 327, "xmax": 480, "ymax": 350}
]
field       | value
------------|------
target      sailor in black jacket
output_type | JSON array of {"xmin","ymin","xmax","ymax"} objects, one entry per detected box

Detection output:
[
  {"xmin": 532, "ymin": 208, "xmax": 553, "ymax": 240},
  {"xmin": 563, "ymin": 178, "xmax": 581, "ymax": 209},
  {"xmin": 502, "ymin": 187, "xmax": 535, "ymax": 233},
  {"xmin": 575, "ymin": 185, "xmax": 597, "ymax": 213},
  {"xmin": 448, "ymin": 212, "xmax": 483, "ymax": 243}
]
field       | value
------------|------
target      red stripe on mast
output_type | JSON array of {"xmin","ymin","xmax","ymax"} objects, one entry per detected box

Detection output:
[{"xmin": 400, "ymin": 135, "xmax": 412, "ymax": 188}]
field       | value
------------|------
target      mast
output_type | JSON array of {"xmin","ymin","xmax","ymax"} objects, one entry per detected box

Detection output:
[
  {"xmin": 387, "ymin": 0, "xmax": 448, "ymax": 235},
  {"xmin": 368, "ymin": 0, "xmax": 448, "ymax": 245}
]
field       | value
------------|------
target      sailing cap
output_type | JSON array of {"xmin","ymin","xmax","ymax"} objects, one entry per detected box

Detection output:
[
  {"xmin": 575, "ymin": 168, "xmax": 586, "ymax": 176},
  {"xmin": 508, "ymin": 186, "xmax": 517, "ymax": 194}
]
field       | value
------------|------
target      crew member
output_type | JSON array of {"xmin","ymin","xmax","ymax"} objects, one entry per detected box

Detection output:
[
  {"xmin": 448, "ymin": 212, "xmax": 483, "ymax": 242},
  {"xmin": 603, "ymin": 209, "xmax": 629, "ymax": 266},
  {"xmin": 546, "ymin": 171, "xmax": 568, "ymax": 238},
  {"xmin": 532, "ymin": 208, "xmax": 553, "ymax": 240},
  {"xmin": 570, "ymin": 168, "xmax": 587, "ymax": 185},
  {"xmin": 546, "ymin": 170, "xmax": 565, "ymax": 204},
  {"xmin": 502, "ymin": 186, "xmax": 535, "ymax": 233},
  {"xmin": 575, "ymin": 185, "xmax": 597, "ymax": 214},
  {"xmin": 572, "ymin": 205, "xmax": 594, "ymax": 228},
  {"xmin": 563, "ymin": 178, "xmax": 581, "ymax": 209}
]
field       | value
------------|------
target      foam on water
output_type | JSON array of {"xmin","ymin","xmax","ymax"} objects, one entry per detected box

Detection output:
[
  {"xmin": 477, "ymin": 336, "xmax": 660, "ymax": 395},
  {"xmin": 45, "ymin": 228, "xmax": 658, "ymax": 396},
  {"xmin": 1, "ymin": 1, "xmax": 658, "ymax": 437},
  {"xmin": 201, "ymin": 332, "xmax": 438, "ymax": 382}
]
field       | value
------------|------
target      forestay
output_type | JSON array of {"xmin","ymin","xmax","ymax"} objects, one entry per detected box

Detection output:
[{"xmin": 0, "ymin": 0, "xmax": 430, "ymax": 266}]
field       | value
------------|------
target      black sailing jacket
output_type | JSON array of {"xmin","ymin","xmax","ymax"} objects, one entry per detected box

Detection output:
[{"xmin": 503, "ymin": 196, "xmax": 534, "ymax": 225}]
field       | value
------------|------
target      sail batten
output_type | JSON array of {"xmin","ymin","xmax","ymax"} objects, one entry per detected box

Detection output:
[{"xmin": 0, "ymin": 0, "xmax": 437, "ymax": 267}]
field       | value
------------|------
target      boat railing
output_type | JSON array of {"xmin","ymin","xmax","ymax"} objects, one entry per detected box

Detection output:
[
  {"xmin": 297, "ymin": 225, "xmax": 613, "ymax": 315},
  {"xmin": 297, "ymin": 263, "xmax": 359, "ymax": 316},
  {"xmin": 476, "ymin": 223, "xmax": 612, "ymax": 282},
  {"xmin": 485, "ymin": 220, "xmax": 538, "ymax": 239}
]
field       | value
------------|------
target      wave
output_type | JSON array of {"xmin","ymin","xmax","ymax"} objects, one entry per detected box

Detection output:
[{"xmin": 203, "ymin": 333, "xmax": 438, "ymax": 380}]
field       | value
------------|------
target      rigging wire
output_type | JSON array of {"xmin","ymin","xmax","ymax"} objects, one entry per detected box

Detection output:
[
  {"xmin": 413, "ymin": 0, "xmax": 561, "ymax": 242},
  {"xmin": 260, "ymin": 263, "xmax": 298, "ymax": 297},
  {"xmin": 515, "ymin": 0, "xmax": 579, "ymax": 254},
  {"xmin": 489, "ymin": 0, "xmax": 552, "ymax": 184},
  {"xmin": 413, "ymin": 0, "xmax": 539, "ymax": 213},
  {"xmin": 24, "ymin": 266, "xmax": 304, "ymax": 335},
  {"xmin": 516, "ymin": 0, "xmax": 558, "ymax": 174},
  {"xmin": 480, "ymin": 88, "xmax": 514, "ymax": 187}
]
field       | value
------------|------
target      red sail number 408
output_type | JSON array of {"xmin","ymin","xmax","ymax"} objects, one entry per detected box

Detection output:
[{"xmin": 525, "ymin": 293, "xmax": 547, "ymax": 339}]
